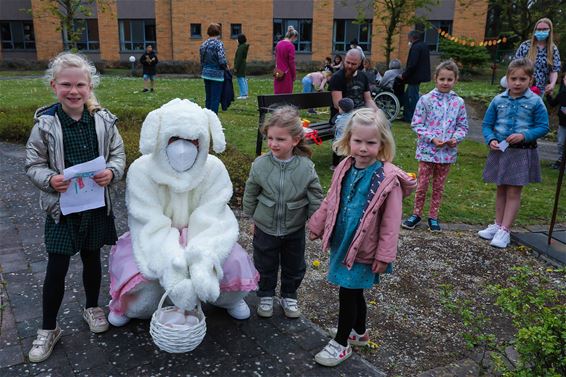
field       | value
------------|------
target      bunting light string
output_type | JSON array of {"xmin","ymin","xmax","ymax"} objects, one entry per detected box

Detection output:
[{"xmin": 437, "ymin": 29, "xmax": 508, "ymax": 47}]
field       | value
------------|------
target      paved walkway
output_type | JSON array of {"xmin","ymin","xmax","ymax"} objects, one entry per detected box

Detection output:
[{"xmin": 0, "ymin": 142, "xmax": 384, "ymax": 376}]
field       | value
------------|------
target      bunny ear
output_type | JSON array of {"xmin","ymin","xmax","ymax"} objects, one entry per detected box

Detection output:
[
  {"xmin": 203, "ymin": 108, "xmax": 226, "ymax": 153},
  {"xmin": 139, "ymin": 109, "xmax": 161, "ymax": 155}
]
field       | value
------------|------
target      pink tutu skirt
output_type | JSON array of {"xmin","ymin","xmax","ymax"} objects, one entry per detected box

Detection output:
[{"xmin": 109, "ymin": 229, "xmax": 259, "ymax": 315}]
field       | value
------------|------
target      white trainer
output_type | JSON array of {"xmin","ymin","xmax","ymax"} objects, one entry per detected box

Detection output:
[
  {"xmin": 314, "ymin": 339, "xmax": 352, "ymax": 367},
  {"xmin": 280, "ymin": 297, "xmax": 301, "ymax": 318},
  {"xmin": 490, "ymin": 228, "xmax": 511, "ymax": 248},
  {"xmin": 257, "ymin": 296, "xmax": 274, "ymax": 318},
  {"xmin": 478, "ymin": 223, "xmax": 500, "ymax": 240},
  {"xmin": 227, "ymin": 299, "xmax": 251, "ymax": 320},
  {"xmin": 28, "ymin": 326, "xmax": 62, "ymax": 363},
  {"xmin": 83, "ymin": 307, "xmax": 109, "ymax": 333}
]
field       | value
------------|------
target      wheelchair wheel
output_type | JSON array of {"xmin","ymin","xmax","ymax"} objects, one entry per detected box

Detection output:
[{"xmin": 373, "ymin": 91, "xmax": 400, "ymax": 123}]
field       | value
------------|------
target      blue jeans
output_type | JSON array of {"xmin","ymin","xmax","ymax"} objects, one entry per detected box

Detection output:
[
  {"xmin": 403, "ymin": 84, "xmax": 420, "ymax": 122},
  {"xmin": 236, "ymin": 76, "xmax": 248, "ymax": 97},
  {"xmin": 302, "ymin": 76, "xmax": 314, "ymax": 93},
  {"xmin": 204, "ymin": 79, "xmax": 223, "ymax": 114}
]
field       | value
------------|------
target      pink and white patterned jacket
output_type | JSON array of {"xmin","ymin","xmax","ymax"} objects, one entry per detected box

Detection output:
[{"xmin": 411, "ymin": 89, "xmax": 468, "ymax": 164}]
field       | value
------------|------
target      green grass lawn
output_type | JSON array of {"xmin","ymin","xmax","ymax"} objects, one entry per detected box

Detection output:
[{"xmin": 0, "ymin": 75, "xmax": 563, "ymax": 225}]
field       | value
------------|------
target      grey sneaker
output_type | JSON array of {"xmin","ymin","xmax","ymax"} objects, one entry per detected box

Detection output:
[
  {"xmin": 280, "ymin": 297, "xmax": 300, "ymax": 318},
  {"xmin": 83, "ymin": 307, "xmax": 109, "ymax": 333},
  {"xmin": 28, "ymin": 326, "xmax": 62, "ymax": 363},
  {"xmin": 257, "ymin": 296, "xmax": 274, "ymax": 318}
]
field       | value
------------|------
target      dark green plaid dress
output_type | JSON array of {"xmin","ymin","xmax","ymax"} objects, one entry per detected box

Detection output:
[{"xmin": 44, "ymin": 105, "xmax": 118, "ymax": 255}]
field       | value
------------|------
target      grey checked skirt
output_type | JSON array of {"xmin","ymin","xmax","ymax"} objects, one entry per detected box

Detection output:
[{"xmin": 483, "ymin": 148, "xmax": 541, "ymax": 186}]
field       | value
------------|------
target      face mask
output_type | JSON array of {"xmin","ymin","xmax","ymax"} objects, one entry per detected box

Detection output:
[
  {"xmin": 166, "ymin": 139, "xmax": 198, "ymax": 172},
  {"xmin": 534, "ymin": 31, "xmax": 549, "ymax": 41},
  {"xmin": 408, "ymin": 41, "xmax": 412, "ymax": 47}
]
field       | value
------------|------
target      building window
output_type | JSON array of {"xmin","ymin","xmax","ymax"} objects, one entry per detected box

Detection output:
[
  {"xmin": 273, "ymin": 19, "xmax": 312, "ymax": 53},
  {"xmin": 418, "ymin": 20, "xmax": 452, "ymax": 52},
  {"xmin": 230, "ymin": 23, "xmax": 241, "ymax": 39},
  {"xmin": 0, "ymin": 21, "xmax": 35, "ymax": 50},
  {"xmin": 119, "ymin": 19, "xmax": 156, "ymax": 51},
  {"xmin": 332, "ymin": 19, "xmax": 372, "ymax": 53},
  {"xmin": 63, "ymin": 19, "xmax": 99, "ymax": 51},
  {"xmin": 190, "ymin": 23, "xmax": 201, "ymax": 39}
]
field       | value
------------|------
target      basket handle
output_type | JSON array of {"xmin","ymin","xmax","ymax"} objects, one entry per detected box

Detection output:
[{"xmin": 157, "ymin": 288, "xmax": 200, "ymax": 312}]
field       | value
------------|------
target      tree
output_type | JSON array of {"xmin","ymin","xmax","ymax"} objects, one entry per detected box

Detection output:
[
  {"xmin": 32, "ymin": 0, "xmax": 110, "ymax": 51},
  {"xmin": 486, "ymin": 0, "xmax": 566, "ymax": 45},
  {"xmin": 370, "ymin": 0, "xmax": 439, "ymax": 64}
]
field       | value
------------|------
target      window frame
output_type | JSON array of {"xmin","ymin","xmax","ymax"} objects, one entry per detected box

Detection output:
[
  {"xmin": 230, "ymin": 23, "xmax": 242, "ymax": 39},
  {"xmin": 118, "ymin": 19, "xmax": 157, "ymax": 52},
  {"xmin": 0, "ymin": 21, "xmax": 36, "ymax": 50},
  {"xmin": 190, "ymin": 23, "xmax": 202, "ymax": 39},
  {"xmin": 62, "ymin": 19, "xmax": 100, "ymax": 51},
  {"xmin": 418, "ymin": 20, "xmax": 453, "ymax": 53},
  {"xmin": 273, "ymin": 18, "xmax": 313, "ymax": 53},
  {"xmin": 332, "ymin": 19, "xmax": 372, "ymax": 54}
]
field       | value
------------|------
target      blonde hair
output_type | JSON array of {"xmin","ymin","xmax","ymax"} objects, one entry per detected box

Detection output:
[
  {"xmin": 434, "ymin": 59, "xmax": 459, "ymax": 79},
  {"xmin": 527, "ymin": 18, "xmax": 556, "ymax": 67},
  {"xmin": 44, "ymin": 52, "xmax": 101, "ymax": 113},
  {"xmin": 507, "ymin": 58, "xmax": 534, "ymax": 78},
  {"xmin": 261, "ymin": 105, "xmax": 311, "ymax": 157},
  {"xmin": 333, "ymin": 108, "xmax": 395, "ymax": 162},
  {"xmin": 285, "ymin": 25, "xmax": 298, "ymax": 39}
]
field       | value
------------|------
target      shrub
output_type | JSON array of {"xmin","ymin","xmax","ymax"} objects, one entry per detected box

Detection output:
[{"xmin": 439, "ymin": 38, "xmax": 490, "ymax": 74}]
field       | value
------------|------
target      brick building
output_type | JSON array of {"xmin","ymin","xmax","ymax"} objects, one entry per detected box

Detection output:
[{"xmin": 0, "ymin": 0, "xmax": 488, "ymax": 65}]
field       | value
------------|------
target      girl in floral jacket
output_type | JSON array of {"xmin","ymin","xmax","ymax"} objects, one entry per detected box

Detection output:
[{"xmin": 402, "ymin": 60, "xmax": 468, "ymax": 232}]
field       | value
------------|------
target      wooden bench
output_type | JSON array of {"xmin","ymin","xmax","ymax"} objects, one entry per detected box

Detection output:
[{"xmin": 256, "ymin": 92, "xmax": 334, "ymax": 156}]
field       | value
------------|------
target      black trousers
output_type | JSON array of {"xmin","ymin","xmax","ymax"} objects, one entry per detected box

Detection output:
[
  {"xmin": 335, "ymin": 287, "xmax": 367, "ymax": 347},
  {"xmin": 253, "ymin": 226, "xmax": 306, "ymax": 299},
  {"xmin": 42, "ymin": 249, "xmax": 101, "ymax": 330}
]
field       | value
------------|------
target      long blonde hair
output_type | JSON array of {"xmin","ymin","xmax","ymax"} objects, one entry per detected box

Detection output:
[
  {"xmin": 333, "ymin": 108, "xmax": 395, "ymax": 162},
  {"xmin": 44, "ymin": 52, "xmax": 101, "ymax": 114},
  {"xmin": 527, "ymin": 18, "xmax": 556, "ymax": 67},
  {"xmin": 261, "ymin": 105, "xmax": 311, "ymax": 157}
]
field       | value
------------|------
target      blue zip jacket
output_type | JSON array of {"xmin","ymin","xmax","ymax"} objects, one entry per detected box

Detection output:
[{"xmin": 482, "ymin": 88, "xmax": 549, "ymax": 144}]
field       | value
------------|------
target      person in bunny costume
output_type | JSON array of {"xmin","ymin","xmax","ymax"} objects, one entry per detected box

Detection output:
[{"xmin": 107, "ymin": 99, "xmax": 258, "ymax": 326}]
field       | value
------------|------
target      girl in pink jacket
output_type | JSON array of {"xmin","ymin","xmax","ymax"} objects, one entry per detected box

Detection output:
[{"xmin": 308, "ymin": 108, "xmax": 416, "ymax": 367}]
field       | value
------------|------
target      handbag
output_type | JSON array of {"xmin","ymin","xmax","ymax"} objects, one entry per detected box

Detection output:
[{"xmin": 273, "ymin": 67, "xmax": 286, "ymax": 81}]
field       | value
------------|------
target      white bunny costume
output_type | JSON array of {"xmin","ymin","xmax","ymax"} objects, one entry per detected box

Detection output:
[{"xmin": 108, "ymin": 99, "xmax": 258, "ymax": 325}]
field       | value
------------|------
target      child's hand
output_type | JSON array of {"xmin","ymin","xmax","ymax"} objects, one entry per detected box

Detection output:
[
  {"xmin": 506, "ymin": 133, "xmax": 525, "ymax": 144},
  {"xmin": 50, "ymin": 174, "xmax": 70, "ymax": 193},
  {"xmin": 489, "ymin": 140, "xmax": 499, "ymax": 151},
  {"xmin": 373, "ymin": 261, "xmax": 388, "ymax": 274},
  {"xmin": 308, "ymin": 232, "xmax": 318, "ymax": 241},
  {"xmin": 446, "ymin": 138, "xmax": 458, "ymax": 148},
  {"xmin": 431, "ymin": 138, "xmax": 445, "ymax": 147},
  {"xmin": 93, "ymin": 169, "xmax": 114, "ymax": 187}
]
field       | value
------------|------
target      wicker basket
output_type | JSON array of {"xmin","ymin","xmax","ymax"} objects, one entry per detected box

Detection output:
[{"xmin": 149, "ymin": 290, "xmax": 206, "ymax": 353}]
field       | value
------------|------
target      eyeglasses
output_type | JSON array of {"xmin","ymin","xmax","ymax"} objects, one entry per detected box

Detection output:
[{"xmin": 535, "ymin": 28, "xmax": 550, "ymax": 32}]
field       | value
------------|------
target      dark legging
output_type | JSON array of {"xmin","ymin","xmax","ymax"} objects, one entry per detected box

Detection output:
[
  {"xmin": 42, "ymin": 249, "xmax": 101, "ymax": 330},
  {"xmin": 334, "ymin": 287, "xmax": 367, "ymax": 347}
]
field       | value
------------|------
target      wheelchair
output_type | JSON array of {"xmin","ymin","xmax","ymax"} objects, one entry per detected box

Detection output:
[{"xmin": 371, "ymin": 85, "xmax": 401, "ymax": 123}]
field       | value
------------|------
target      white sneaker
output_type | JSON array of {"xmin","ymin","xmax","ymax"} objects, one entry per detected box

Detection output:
[
  {"xmin": 83, "ymin": 307, "xmax": 109, "ymax": 333},
  {"xmin": 28, "ymin": 326, "xmax": 62, "ymax": 363},
  {"xmin": 328, "ymin": 327, "xmax": 370, "ymax": 346},
  {"xmin": 236, "ymin": 96, "xmax": 248, "ymax": 100},
  {"xmin": 280, "ymin": 297, "xmax": 301, "ymax": 318},
  {"xmin": 314, "ymin": 339, "xmax": 352, "ymax": 367},
  {"xmin": 478, "ymin": 223, "xmax": 500, "ymax": 240},
  {"xmin": 490, "ymin": 228, "xmax": 511, "ymax": 248},
  {"xmin": 257, "ymin": 296, "xmax": 274, "ymax": 318},
  {"xmin": 227, "ymin": 299, "xmax": 251, "ymax": 320},
  {"xmin": 108, "ymin": 310, "xmax": 130, "ymax": 327}
]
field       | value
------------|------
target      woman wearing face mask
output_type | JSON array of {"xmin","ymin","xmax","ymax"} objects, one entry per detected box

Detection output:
[{"xmin": 514, "ymin": 18, "xmax": 561, "ymax": 95}]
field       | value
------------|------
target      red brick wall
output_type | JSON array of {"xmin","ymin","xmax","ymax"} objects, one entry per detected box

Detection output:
[
  {"xmin": 452, "ymin": 0, "xmax": 488, "ymax": 41},
  {"xmin": 31, "ymin": 0, "xmax": 63, "ymax": 61},
  {"xmin": 155, "ymin": 0, "xmax": 173, "ymax": 60},
  {"xmin": 312, "ymin": 0, "xmax": 334, "ymax": 63},
  {"xmin": 97, "ymin": 0, "xmax": 119, "ymax": 62}
]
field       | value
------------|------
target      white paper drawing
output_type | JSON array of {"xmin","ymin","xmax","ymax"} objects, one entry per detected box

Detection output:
[{"xmin": 60, "ymin": 156, "xmax": 106, "ymax": 215}]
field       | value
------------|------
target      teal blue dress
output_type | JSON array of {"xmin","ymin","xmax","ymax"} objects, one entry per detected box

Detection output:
[{"xmin": 328, "ymin": 161, "xmax": 392, "ymax": 289}]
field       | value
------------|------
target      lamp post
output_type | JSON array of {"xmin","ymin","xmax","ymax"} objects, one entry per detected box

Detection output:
[{"xmin": 129, "ymin": 56, "xmax": 136, "ymax": 76}]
